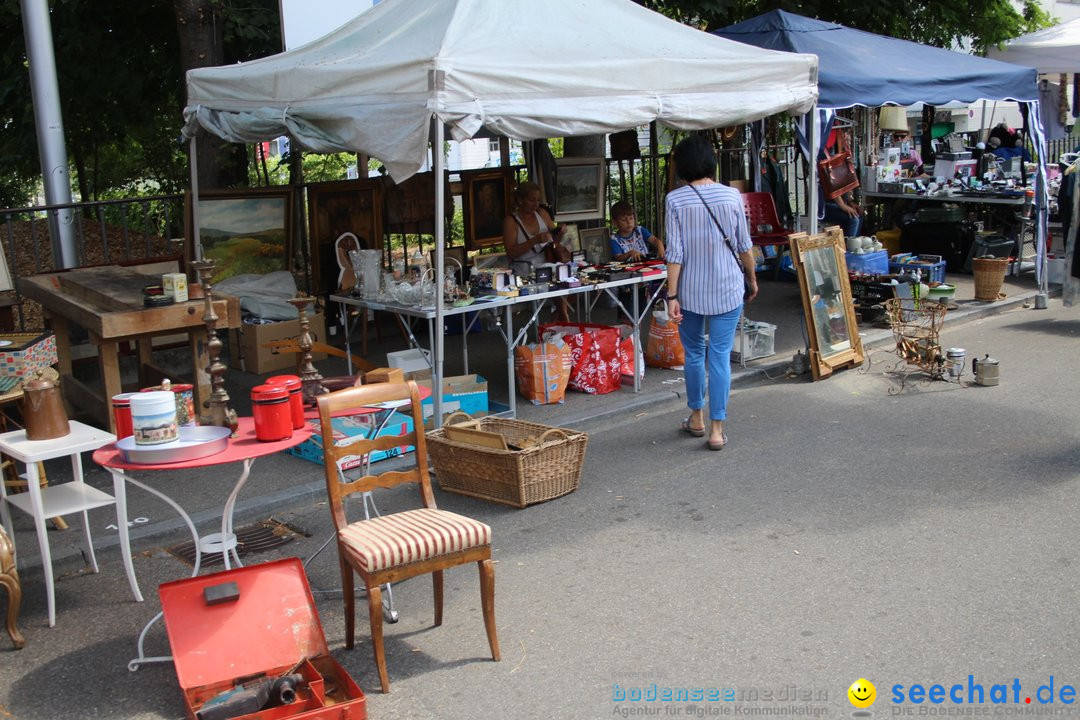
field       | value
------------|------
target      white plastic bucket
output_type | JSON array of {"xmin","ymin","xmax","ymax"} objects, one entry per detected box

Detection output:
[{"xmin": 130, "ymin": 391, "xmax": 179, "ymax": 446}]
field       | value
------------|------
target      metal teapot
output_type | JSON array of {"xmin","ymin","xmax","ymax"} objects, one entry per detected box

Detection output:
[
  {"xmin": 20, "ymin": 370, "xmax": 70, "ymax": 440},
  {"xmin": 972, "ymin": 354, "xmax": 1000, "ymax": 387}
]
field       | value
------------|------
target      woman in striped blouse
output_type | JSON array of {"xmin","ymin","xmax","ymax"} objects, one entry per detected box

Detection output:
[{"xmin": 665, "ymin": 135, "xmax": 758, "ymax": 451}]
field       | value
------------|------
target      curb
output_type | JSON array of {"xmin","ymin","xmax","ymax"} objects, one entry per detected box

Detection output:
[{"xmin": 18, "ymin": 286, "xmax": 1043, "ymax": 572}]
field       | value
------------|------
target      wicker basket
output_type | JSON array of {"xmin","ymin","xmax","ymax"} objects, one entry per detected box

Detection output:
[
  {"xmin": 972, "ymin": 257, "xmax": 1010, "ymax": 301},
  {"xmin": 426, "ymin": 414, "xmax": 588, "ymax": 508}
]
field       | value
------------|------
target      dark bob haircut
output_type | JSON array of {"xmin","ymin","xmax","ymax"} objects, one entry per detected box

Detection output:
[{"xmin": 673, "ymin": 135, "xmax": 717, "ymax": 183}]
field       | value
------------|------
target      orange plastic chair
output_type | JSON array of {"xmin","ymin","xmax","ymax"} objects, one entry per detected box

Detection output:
[{"xmin": 741, "ymin": 192, "xmax": 794, "ymax": 278}]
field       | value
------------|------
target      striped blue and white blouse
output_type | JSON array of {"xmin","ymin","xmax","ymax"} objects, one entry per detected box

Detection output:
[{"xmin": 664, "ymin": 182, "xmax": 752, "ymax": 316}]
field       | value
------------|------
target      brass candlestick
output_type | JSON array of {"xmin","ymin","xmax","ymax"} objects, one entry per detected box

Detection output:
[
  {"xmin": 288, "ymin": 296, "xmax": 326, "ymax": 405},
  {"xmin": 191, "ymin": 259, "xmax": 238, "ymax": 433}
]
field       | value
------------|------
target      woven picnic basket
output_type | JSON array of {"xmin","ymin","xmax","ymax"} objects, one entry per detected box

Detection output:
[{"xmin": 426, "ymin": 413, "xmax": 588, "ymax": 508}]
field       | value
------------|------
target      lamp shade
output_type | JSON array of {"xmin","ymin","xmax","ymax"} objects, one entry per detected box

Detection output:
[{"xmin": 879, "ymin": 107, "xmax": 909, "ymax": 132}]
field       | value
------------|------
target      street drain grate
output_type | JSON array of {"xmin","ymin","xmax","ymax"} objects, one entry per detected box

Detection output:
[{"xmin": 166, "ymin": 518, "xmax": 307, "ymax": 568}]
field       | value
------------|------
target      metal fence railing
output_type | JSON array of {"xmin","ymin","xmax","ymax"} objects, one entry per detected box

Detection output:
[{"xmin": 1, "ymin": 194, "xmax": 185, "ymax": 330}]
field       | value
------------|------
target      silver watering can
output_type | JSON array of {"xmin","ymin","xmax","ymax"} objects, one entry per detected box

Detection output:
[{"xmin": 972, "ymin": 354, "xmax": 1000, "ymax": 386}]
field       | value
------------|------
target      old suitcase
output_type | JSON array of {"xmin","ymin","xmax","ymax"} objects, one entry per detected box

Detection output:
[{"xmin": 159, "ymin": 558, "xmax": 367, "ymax": 720}]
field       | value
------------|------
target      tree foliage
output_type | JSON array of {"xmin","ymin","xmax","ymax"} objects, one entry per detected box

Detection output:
[
  {"xmin": 0, "ymin": 0, "xmax": 280, "ymax": 208},
  {"xmin": 637, "ymin": 0, "xmax": 1053, "ymax": 52}
]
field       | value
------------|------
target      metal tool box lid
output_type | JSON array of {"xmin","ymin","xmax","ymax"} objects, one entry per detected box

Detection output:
[{"xmin": 159, "ymin": 558, "xmax": 329, "ymax": 690}]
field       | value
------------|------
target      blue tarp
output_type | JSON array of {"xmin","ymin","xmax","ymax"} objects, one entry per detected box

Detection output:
[{"xmin": 713, "ymin": 10, "xmax": 1038, "ymax": 109}]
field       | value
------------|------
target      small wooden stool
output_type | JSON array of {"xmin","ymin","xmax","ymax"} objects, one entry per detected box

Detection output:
[{"xmin": 0, "ymin": 525, "xmax": 24, "ymax": 648}]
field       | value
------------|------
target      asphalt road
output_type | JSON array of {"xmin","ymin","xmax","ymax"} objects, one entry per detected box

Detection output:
[{"xmin": 1, "ymin": 299, "xmax": 1078, "ymax": 720}]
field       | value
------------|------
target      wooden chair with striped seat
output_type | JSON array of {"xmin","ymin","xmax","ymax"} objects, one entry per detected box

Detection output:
[{"xmin": 316, "ymin": 380, "xmax": 500, "ymax": 693}]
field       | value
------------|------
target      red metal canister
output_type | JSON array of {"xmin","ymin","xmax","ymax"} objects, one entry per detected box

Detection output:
[
  {"xmin": 265, "ymin": 374, "xmax": 305, "ymax": 430},
  {"xmin": 111, "ymin": 392, "xmax": 139, "ymax": 440},
  {"xmin": 250, "ymin": 384, "xmax": 292, "ymax": 442}
]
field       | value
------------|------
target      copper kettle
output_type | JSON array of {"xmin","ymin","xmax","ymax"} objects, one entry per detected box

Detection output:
[{"xmin": 20, "ymin": 371, "xmax": 70, "ymax": 441}]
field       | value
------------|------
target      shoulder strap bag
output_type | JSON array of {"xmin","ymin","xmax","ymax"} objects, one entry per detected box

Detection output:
[
  {"xmin": 818, "ymin": 131, "xmax": 860, "ymax": 200},
  {"xmin": 688, "ymin": 184, "xmax": 751, "ymax": 302}
]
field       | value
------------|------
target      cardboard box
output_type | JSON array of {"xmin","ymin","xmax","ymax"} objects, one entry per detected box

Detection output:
[
  {"xmin": 286, "ymin": 410, "xmax": 415, "ymax": 467},
  {"xmin": 230, "ymin": 312, "xmax": 327, "ymax": 375},
  {"xmin": 159, "ymin": 558, "xmax": 367, "ymax": 720},
  {"xmin": 0, "ymin": 333, "xmax": 57, "ymax": 379},
  {"xmin": 418, "ymin": 374, "xmax": 489, "ymax": 429}
]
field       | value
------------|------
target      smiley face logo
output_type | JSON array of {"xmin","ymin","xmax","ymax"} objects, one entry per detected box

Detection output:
[{"xmin": 848, "ymin": 679, "xmax": 876, "ymax": 709}]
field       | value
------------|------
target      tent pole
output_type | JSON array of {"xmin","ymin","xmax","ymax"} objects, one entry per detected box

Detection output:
[
  {"xmin": 189, "ymin": 136, "xmax": 202, "ymax": 261},
  {"xmin": 433, "ymin": 119, "xmax": 446, "ymax": 428},
  {"xmin": 808, "ymin": 108, "xmax": 819, "ymax": 234}
]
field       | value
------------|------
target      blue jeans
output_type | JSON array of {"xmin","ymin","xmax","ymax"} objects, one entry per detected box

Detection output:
[
  {"xmin": 678, "ymin": 306, "xmax": 742, "ymax": 421},
  {"xmin": 823, "ymin": 202, "xmax": 862, "ymax": 237}
]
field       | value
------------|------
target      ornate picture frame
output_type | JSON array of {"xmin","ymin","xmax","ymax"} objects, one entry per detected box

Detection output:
[
  {"xmin": 306, "ymin": 179, "xmax": 384, "ymax": 296},
  {"xmin": 789, "ymin": 226, "xmax": 864, "ymax": 380},
  {"xmin": 187, "ymin": 187, "xmax": 294, "ymax": 283},
  {"xmin": 554, "ymin": 157, "xmax": 606, "ymax": 222},
  {"xmin": 462, "ymin": 169, "xmax": 512, "ymax": 250}
]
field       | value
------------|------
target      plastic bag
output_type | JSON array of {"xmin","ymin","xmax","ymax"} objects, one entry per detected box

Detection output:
[
  {"xmin": 540, "ymin": 322, "xmax": 622, "ymax": 395},
  {"xmin": 514, "ymin": 339, "xmax": 573, "ymax": 405},
  {"xmin": 646, "ymin": 308, "xmax": 685, "ymax": 369}
]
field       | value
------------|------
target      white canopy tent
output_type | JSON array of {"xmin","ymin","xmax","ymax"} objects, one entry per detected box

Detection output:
[
  {"xmin": 987, "ymin": 19, "xmax": 1080, "ymax": 75},
  {"xmin": 989, "ymin": 19, "xmax": 1080, "ymax": 306},
  {"xmin": 182, "ymin": 0, "xmax": 819, "ymax": 422}
]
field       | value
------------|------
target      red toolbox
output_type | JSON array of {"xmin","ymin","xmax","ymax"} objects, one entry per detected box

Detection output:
[{"xmin": 159, "ymin": 558, "xmax": 367, "ymax": 720}]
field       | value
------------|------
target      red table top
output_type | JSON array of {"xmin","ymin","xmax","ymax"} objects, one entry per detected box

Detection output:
[{"xmin": 92, "ymin": 416, "xmax": 312, "ymax": 471}]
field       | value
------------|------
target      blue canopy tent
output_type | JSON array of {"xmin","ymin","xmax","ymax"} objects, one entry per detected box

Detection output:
[{"xmin": 714, "ymin": 10, "xmax": 1050, "ymax": 292}]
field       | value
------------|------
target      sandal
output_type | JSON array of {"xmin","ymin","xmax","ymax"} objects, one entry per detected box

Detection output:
[
  {"xmin": 707, "ymin": 432, "xmax": 728, "ymax": 451},
  {"xmin": 681, "ymin": 417, "xmax": 706, "ymax": 437}
]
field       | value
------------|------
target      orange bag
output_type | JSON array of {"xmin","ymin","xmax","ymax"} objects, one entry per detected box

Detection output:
[
  {"xmin": 514, "ymin": 340, "xmax": 573, "ymax": 405},
  {"xmin": 645, "ymin": 309, "xmax": 685, "ymax": 369}
]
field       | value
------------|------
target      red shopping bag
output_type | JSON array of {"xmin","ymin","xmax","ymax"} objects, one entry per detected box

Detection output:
[
  {"xmin": 514, "ymin": 340, "xmax": 573, "ymax": 405},
  {"xmin": 540, "ymin": 322, "xmax": 622, "ymax": 395}
]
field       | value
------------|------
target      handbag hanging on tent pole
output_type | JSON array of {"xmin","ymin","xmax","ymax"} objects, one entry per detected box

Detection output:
[{"xmin": 817, "ymin": 130, "xmax": 859, "ymax": 200}]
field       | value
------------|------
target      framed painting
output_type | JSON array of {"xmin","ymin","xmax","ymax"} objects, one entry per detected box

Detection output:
[
  {"xmin": 306, "ymin": 179, "xmax": 383, "ymax": 296},
  {"xmin": 560, "ymin": 223, "xmax": 581, "ymax": 252},
  {"xmin": 554, "ymin": 157, "xmax": 606, "ymax": 222},
  {"xmin": 579, "ymin": 227, "xmax": 611, "ymax": 266},
  {"xmin": 462, "ymin": 169, "xmax": 512, "ymax": 250},
  {"xmin": 187, "ymin": 188, "xmax": 294, "ymax": 284}
]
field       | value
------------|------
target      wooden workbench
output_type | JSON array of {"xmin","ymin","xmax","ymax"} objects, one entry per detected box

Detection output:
[{"xmin": 18, "ymin": 263, "xmax": 240, "ymax": 432}]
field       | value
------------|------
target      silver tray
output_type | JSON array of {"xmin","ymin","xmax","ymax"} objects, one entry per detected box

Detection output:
[{"xmin": 117, "ymin": 425, "xmax": 231, "ymax": 464}]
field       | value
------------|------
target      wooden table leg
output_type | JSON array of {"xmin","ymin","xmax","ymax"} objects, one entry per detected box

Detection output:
[
  {"xmin": 136, "ymin": 338, "xmax": 154, "ymax": 388},
  {"xmin": 190, "ymin": 331, "xmax": 212, "ymax": 423},
  {"xmin": 94, "ymin": 334, "xmax": 122, "ymax": 435},
  {"xmin": 0, "ymin": 526, "xmax": 25, "ymax": 649}
]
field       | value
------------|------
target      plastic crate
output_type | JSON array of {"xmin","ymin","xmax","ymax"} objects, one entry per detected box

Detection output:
[
  {"xmin": 889, "ymin": 254, "xmax": 946, "ymax": 283},
  {"xmin": 845, "ymin": 250, "xmax": 889, "ymax": 274},
  {"xmin": 732, "ymin": 319, "xmax": 776, "ymax": 363},
  {"xmin": 849, "ymin": 277, "xmax": 894, "ymax": 306}
]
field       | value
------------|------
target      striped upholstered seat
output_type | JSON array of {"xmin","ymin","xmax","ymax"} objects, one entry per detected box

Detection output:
[
  {"xmin": 317, "ymin": 380, "xmax": 500, "ymax": 694},
  {"xmin": 338, "ymin": 509, "xmax": 491, "ymax": 573}
]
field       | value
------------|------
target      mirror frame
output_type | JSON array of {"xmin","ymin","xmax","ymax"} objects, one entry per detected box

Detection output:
[{"xmin": 789, "ymin": 226, "xmax": 865, "ymax": 380}]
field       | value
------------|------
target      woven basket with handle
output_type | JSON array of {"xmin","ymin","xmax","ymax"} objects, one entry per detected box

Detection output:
[{"xmin": 426, "ymin": 412, "xmax": 588, "ymax": 508}]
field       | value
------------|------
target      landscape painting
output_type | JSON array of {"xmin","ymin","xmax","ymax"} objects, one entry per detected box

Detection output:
[{"xmin": 189, "ymin": 189, "xmax": 293, "ymax": 282}]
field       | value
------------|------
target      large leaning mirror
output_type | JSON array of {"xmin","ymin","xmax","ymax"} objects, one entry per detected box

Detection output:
[{"xmin": 789, "ymin": 226, "xmax": 865, "ymax": 380}]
